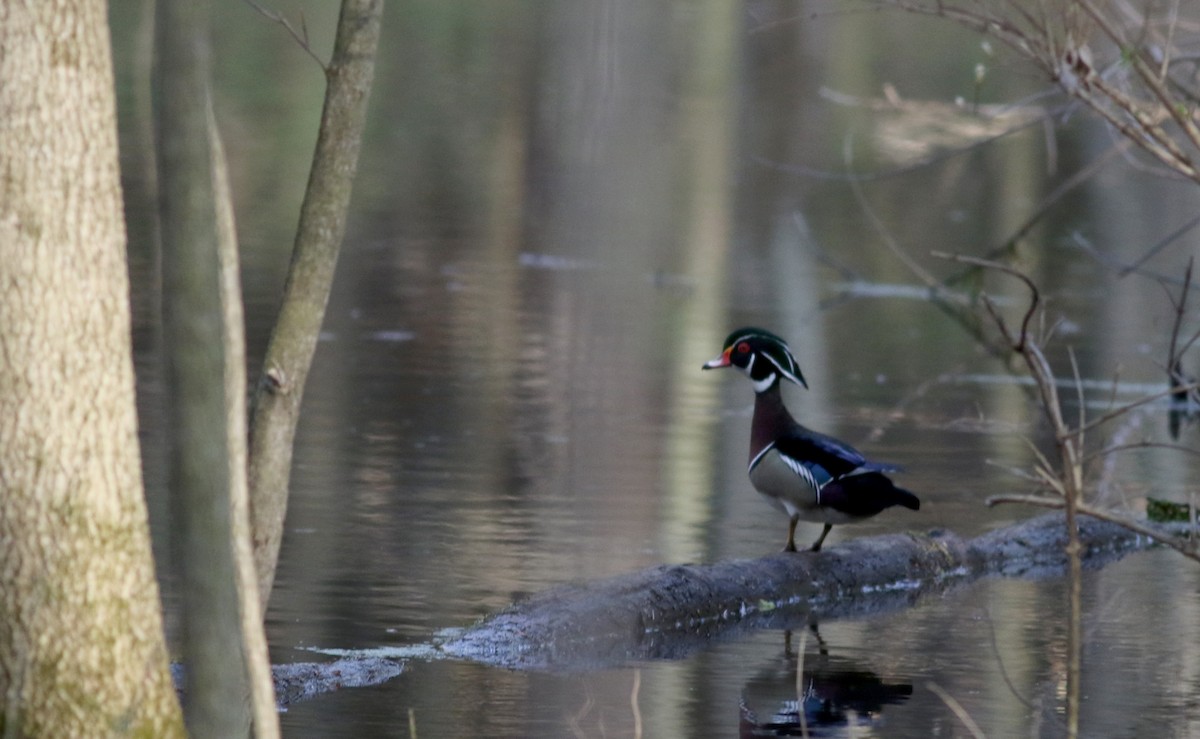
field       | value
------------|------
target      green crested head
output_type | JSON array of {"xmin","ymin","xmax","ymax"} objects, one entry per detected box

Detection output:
[{"xmin": 702, "ymin": 326, "xmax": 808, "ymax": 391}]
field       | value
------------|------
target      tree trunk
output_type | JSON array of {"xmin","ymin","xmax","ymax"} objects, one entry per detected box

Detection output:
[
  {"xmin": 247, "ymin": 0, "xmax": 383, "ymax": 611},
  {"xmin": 0, "ymin": 1, "xmax": 185, "ymax": 735},
  {"xmin": 152, "ymin": 0, "xmax": 251, "ymax": 735},
  {"xmin": 210, "ymin": 104, "xmax": 283, "ymax": 739}
]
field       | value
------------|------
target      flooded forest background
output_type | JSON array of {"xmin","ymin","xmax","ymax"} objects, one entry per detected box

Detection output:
[{"xmin": 111, "ymin": 1, "xmax": 1200, "ymax": 736}]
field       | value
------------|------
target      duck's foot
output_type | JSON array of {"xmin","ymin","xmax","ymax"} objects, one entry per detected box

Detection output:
[
  {"xmin": 782, "ymin": 515, "xmax": 800, "ymax": 552},
  {"xmin": 809, "ymin": 523, "xmax": 833, "ymax": 552}
]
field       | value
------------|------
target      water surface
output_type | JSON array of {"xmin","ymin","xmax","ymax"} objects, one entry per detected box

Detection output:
[{"xmin": 112, "ymin": 2, "xmax": 1200, "ymax": 736}]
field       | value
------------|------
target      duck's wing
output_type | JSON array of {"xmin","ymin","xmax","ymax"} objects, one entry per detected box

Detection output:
[
  {"xmin": 774, "ymin": 425, "xmax": 903, "ymax": 478},
  {"xmin": 817, "ymin": 471, "xmax": 920, "ymax": 516}
]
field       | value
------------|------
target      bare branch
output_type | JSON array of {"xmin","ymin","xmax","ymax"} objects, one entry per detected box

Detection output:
[
  {"xmin": 1083, "ymin": 440, "xmax": 1200, "ymax": 465},
  {"xmin": 1072, "ymin": 230, "xmax": 1192, "ymax": 285},
  {"xmin": 877, "ymin": 0, "xmax": 1200, "ymax": 184},
  {"xmin": 843, "ymin": 134, "xmax": 941, "ymax": 288},
  {"xmin": 1069, "ymin": 347, "xmax": 1086, "ymax": 459},
  {"xmin": 988, "ymin": 495, "xmax": 1200, "ymax": 561},
  {"xmin": 242, "ymin": 0, "xmax": 328, "ymax": 71},
  {"xmin": 1077, "ymin": 0, "xmax": 1200, "ymax": 154},
  {"xmin": 1166, "ymin": 257, "xmax": 1196, "ymax": 389},
  {"xmin": 931, "ymin": 252, "xmax": 1040, "ymax": 349},
  {"xmin": 1073, "ymin": 381, "xmax": 1200, "ymax": 436},
  {"xmin": 928, "ymin": 682, "xmax": 988, "ymax": 739},
  {"xmin": 986, "ymin": 493, "xmax": 1068, "ymax": 508}
]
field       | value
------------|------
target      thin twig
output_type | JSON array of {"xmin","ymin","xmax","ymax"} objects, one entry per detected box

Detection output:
[
  {"xmin": 986, "ymin": 493, "xmax": 1067, "ymax": 508},
  {"xmin": 1083, "ymin": 440, "xmax": 1200, "ymax": 466},
  {"xmin": 844, "ymin": 134, "xmax": 941, "ymax": 288},
  {"xmin": 631, "ymin": 669, "xmax": 643, "ymax": 739},
  {"xmin": 1077, "ymin": 0, "xmax": 1200, "ymax": 154},
  {"xmin": 927, "ymin": 681, "xmax": 988, "ymax": 739},
  {"xmin": 1072, "ymin": 231, "xmax": 1192, "ymax": 286},
  {"xmin": 1121, "ymin": 214, "xmax": 1200, "ymax": 278},
  {"xmin": 931, "ymin": 252, "xmax": 1040, "ymax": 349},
  {"xmin": 983, "ymin": 608, "xmax": 1037, "ymax": 711},
  {"xmin": 985, "ymin": 457, "xmax": 1048, "ymax": 485},
  {"xmin": 1165, "ymin": 257, "xmax": 1197, "ymax": 396},
  {"xmin": 796, "ymin": 628, "xmax": 810, "ymax": 739},
  {"xmin": 242, "ymin": 0, "xmax": 328, "ymax": 71},
  {"xmin": 1069, "ymin": 347, "xmax": 1086, "ymax": 470},
  {"xmin": 880, "ymin": 0, "xmax": 1200, "ymax": 184},
  {"xmin": 1073, "ymin": 381, "xmax": 1200, "ymax": 436}
]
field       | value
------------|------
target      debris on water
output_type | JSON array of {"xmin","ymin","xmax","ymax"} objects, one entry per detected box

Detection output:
[
  {"xmin": 517, "ymin": 252, "xmax": 595, "ymax": 271},
  {"xmin": 368, "ymin": 330, "xmax": 416, "ymax": 343},
  {"xmin": 950, "ymin": 373, "xmax": 1164, "ymax": 397}
]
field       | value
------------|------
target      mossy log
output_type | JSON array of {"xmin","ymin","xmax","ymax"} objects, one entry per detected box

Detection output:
[
  {"xmin": 259, "ymin": 512, "xmax": 1192, "ymax": 702},
  {"xmin": 437, "ymin": 513, "xmax": 1192, "ymax": 670}
]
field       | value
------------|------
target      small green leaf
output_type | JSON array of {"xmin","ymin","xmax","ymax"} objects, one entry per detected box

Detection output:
[{"xmin": 1147, "ymin": 497, "xmax": 1193, "ymax": 522}]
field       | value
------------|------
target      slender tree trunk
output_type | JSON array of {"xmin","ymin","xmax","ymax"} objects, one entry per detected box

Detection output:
[
  {"xmin": 153, "ymin": 0, "xmax": 250, "ymax": 734},
  {"xmin": 211, "ymin": 103, "xmax": 283, "ymax": 739},
  {"xmin": 0, "ymin": 1, "xmax": 185, "ymax": 734},
  {"xmin": 248, "ymin": 0, "xmax": 383, "ymax": 610}
]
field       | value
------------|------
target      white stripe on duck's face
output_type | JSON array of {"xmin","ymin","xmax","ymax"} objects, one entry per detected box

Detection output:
[
  {"xmin": 742, "ymin": 351, "xmax": 755, "ymax": 376},
  {"xmin": 758, "ymin": 344, "xmax": 806, "ymax": 388},
  {"xmin": 740, "ymin": 352, "xmax": 778, "ymax": 392}
]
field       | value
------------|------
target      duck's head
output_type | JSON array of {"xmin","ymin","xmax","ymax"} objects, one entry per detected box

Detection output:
[{"xmin": 702, "ymin": 327, "xmax": 807, "ymax": 392}]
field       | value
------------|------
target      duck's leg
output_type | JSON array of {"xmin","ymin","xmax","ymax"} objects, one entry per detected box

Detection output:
[
  {"xmin": 809, "ymin": 623, "xmax": 828, "ymax": 655},
  {"xmin": 809, "ymin": 523, "xmax": 833, "ymax": 552},
  {"xmin": 783, "ymin": 514, "xmax": 800, "ymax": 552}
]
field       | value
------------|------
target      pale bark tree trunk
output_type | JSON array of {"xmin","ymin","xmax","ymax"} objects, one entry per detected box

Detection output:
[
  {"xmin": 0, "ymin": 1, "xmax": 185, "ymax": 735},
  {"xmin": 211, "ymin": 105, "xmax": 283, "ymax": 739}
]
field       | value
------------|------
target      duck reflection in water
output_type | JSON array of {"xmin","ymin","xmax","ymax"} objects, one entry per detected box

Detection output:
[{"xmin": 739, "ymin": 626, "xmax": 912, "ymax": 737}]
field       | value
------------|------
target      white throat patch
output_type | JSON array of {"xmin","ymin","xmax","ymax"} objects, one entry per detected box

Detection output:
[{"xmin": 752, "ymin": 372, "xmax": 776, "ymax": 393}]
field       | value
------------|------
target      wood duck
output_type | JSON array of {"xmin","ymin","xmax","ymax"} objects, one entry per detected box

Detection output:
[{"xmin": 703, "ymin": 327, "xmax": 919, "ymax": 552}]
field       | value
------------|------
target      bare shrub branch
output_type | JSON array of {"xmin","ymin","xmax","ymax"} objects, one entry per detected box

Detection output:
[
  {"xmin": 243, "ymin": 0, "xmax": 328, "ymax": 71},
  {"xmin": 876, "ymin": 0, "xmax": 1200, "ymax": 184},
  {"xmin": 934, "ymin": 253, "xmax": 1200, "ymax": 565}
]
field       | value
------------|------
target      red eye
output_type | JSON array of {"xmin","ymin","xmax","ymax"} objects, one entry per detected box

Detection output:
[{"xmin": 736, "ymin": 341, "xmax": 750, "ymax": 354}]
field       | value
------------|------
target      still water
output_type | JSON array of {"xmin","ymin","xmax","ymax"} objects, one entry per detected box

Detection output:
[{"xmin": 112, "ymin": 1, "xmax": 1200, "ymax": 736}]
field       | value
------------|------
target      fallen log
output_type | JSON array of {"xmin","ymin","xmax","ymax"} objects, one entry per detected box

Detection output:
[
  {"xmin": 437, "ymin": 512, "xmax": 1193, "ymax": 670},
  {"xmin": 208, "ymin": 512, "xmax": 1191, "ymax": 704}
]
